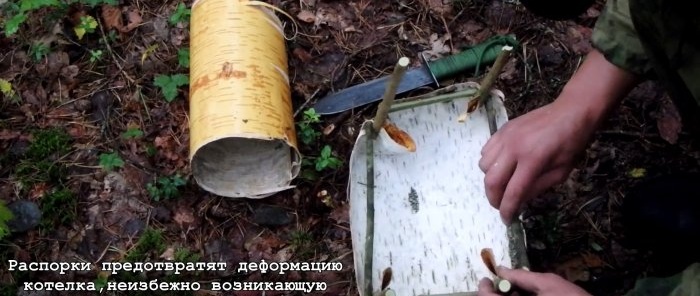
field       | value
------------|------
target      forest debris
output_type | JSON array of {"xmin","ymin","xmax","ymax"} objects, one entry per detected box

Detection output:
[
  {"xmin": 656, "ymin": 94, "xmax": 682, "ymax": 144},
  {"xmin": 297, "ymin": 10, "xmax": 316, "ymax": 23}
]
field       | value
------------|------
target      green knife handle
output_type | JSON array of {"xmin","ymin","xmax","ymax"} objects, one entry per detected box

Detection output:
[{"xmin": 426, "ymin": 35, "xmax": 519, "ymax": 80}]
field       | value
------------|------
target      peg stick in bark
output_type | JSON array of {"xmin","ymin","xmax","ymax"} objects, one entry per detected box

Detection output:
[{"xmin": 372, "ymin": 57, "xmax": 411, "ymax": 136}]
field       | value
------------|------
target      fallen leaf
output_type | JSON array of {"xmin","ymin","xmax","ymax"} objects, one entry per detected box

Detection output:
[
  {"xmin": 656, "ymin": 95, "xmax": 682, "ymax": 144},
  {"xmin": 101, "ymin": 5, "xmax": 124, "ymax": 32},
  {"xmin": 424, "ymin": 0, "xmax": 452, "ymax": 14},
  {"xmin": 567, "ymin": 26, "xmax": 593, "ymax": 55},
  {"xmin": 554, "ymin": 257, "xmax": 590, "ymax": 282},
  {"xmin": 628, "ymin": 168, "xmax": 647, "ymax": 179},
  {"xmin": 292, "ymin": 47, "xmax": 312, "ymax": 63},
  {"xmin": 173, "ymin": 207, "xmax": 195, "ymax": 227},
  {"xmin": 422, "ymin": 33, "xmax": 451, "ymax": 60},
  {"xmin": 296, "ymin": 10, "xmax": 316, "ymax": 23},
  {"xmin": 123, "ymin": 7, "xmax": 143, "ymax": 32},
  {"xmin": 329, "ymin": 203, "xmax": 349, "ymax": 224},
  {"xmin": 160, "ymin": 247, "xmax": 175, "ymax": 260}
]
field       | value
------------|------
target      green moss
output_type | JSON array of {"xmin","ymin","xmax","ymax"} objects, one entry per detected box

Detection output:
[
  {"xmin": 27, "ymin": 128, "xmax": 71, "ymax": 159},
  {"xmin": 40, "ymin": 188, "xmax": 77, "ymax": 232},
  {"xmin": 125, "ymin": 228, "xmax": 166, "ymax": 262},
  {"xmin": 289, "ymin": 229, "xmax": 315, "ymax": 260}
]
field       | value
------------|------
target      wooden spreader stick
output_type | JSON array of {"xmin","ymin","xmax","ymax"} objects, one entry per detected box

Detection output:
[
  {"xmin": 365, "ymin": 57, "xmax": 410, "ymax": 296},
  {"xmin": 458, "ymin": 46, "xmax": 513, "ymax": 123},
  {"xmin": 372, "ymin": 57, "xmax": 411, "ymax": 136}
]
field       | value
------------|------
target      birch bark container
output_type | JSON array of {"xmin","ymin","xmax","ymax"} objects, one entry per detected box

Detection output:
[
  {"xmin": 188, "ymin": 0, "xmax": 300, "ymax": 198},
  {"xmin": 348, "ymin": 89, "xmax": 527, "ymax": 295}
]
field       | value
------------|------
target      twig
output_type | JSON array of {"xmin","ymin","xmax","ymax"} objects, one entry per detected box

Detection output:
[
  {"xmin": 390, "ymin": 88, "xmax": 479, "ymax": 113},
  {"xmin": 364, "ymin": 57, "xmax": 410, "ymax": 296},
  {"xmin": 364, "ymin": 123, "xmax": 376, "ymax": 296},
  {"xmin": 372, "ymin": 57, "xmax": 410, "ymax": 136},
  {"xmin": 458, "ymin": 46, "xmax": 513, "ymax": 122}
]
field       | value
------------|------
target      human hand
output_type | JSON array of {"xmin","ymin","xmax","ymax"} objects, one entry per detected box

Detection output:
[
  {"xmin": 477, "ymin": 266, "xmax": 592, "ymax": 296},
  {"xmin": 478, "ymin": 100, "xmax": 594, "ymax": 224},
  {"xmin": 478, "ymin": 49, "xmax": 641, "ymax": 224}
]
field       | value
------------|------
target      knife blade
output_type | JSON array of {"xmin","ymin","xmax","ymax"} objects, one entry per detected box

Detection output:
[{"xmin": 311, "ymin": 35, "xmax": 519, "ymax": 115}]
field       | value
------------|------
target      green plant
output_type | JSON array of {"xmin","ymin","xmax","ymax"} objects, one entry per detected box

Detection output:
[
  {"xmin": 154, "ymin": 74, "xmax": 189, "ymax": 102},
  {"xmin": 147, "ymin": 175, "xmax": 186, "ymax": 201},
  {"xmin": 74, "ymin": 15, "xmax": 97, "ymax": 40},
  {"xmin": 296, "ymin": 108, "xmax": 321, "ymax": 145},
  {"xmin": 0, "ymin": 79, "xmax": 16, "ymax": 98},
  {"xmin": 99, "ymin": 152, "xmax": 124, "ymax": 171},
  {"xmin": 177, "ymin": 48, "xmax": 189, "ymax": 68},
  {"xmin": 28, "ymin": 42, "xmax": 50, "ymax": 61},
  {"xmin": 27, "ymin": 128, "xmax": 71, "ymax": 159},
  {"xmin": 89, "ymin": 49, "xmax": 102, "ymax": 63},
  {"xmin": 1, "ymin": 0, "xmax": 59, "ymax": 36},
  {"xmin": 40, "ymin": 188, "xmax": 77, "ymax": 229},
  {"xmin": 1, "ymin": 0, "xmax": 115, "ymax": 37},
  {"xmin": 125, "ymin": 228, "xmax": 166, "ymax": 262},
  {"xmin": 80, "ymin": 0, "xmax": 117, "ymax": 7},
  {"xmin": 0, "ymin": 201, "xmax": 14, "ymax": 241},
  {"xmin": 174, "ymin": 247, "xmax": 200, "ymax": 262},
  {"xmin": 169, "ymin": 3, "xmax": 191, "ymax": 26},
  {"xmin": 121, "ymin": 127, "xmax": 144, "ymax": 139},
  {"xmin": 314, "ymin": 145, "xmax": 342, "ymax": 171},
  {"xmin": 289, "ymin": 228, "xmax": 314, "ymax": 259}
]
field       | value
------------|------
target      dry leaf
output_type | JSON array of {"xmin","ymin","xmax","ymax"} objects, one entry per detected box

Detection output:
[
  {"xmin": 329, "ymin": 203, "xmax": 349, "ymax": 224},
  {"xmin": 123, "ymin": 7, "xmax": 143, "ymax": 32},
  {"xmin": 292, "ymin": 47, "xmax": 312, "ymax": 63},
  {"xmin": 297, "ymin": 10, "xmax": 316, "ymax": 23},
  {"xmin": 173, "ymin": 207, "xmax": 195, "ymax": 227},
  {"xmin": 656, "ymin": 95, "xmax": 682, "ymax": 144},
  {"xmin": 425, "ymin": 0, "xmax": 452, "ymax": 14},
  {"xmin": 160, "ymin": 247, "xmax": 175, "ymax": 260},
  {"xmin": 383, "ymin": 122, "xmax": 416, "ymax": 152},
  {"xmin": 101, "ymin": 5, "xmax": 124, "ymax": 32}
]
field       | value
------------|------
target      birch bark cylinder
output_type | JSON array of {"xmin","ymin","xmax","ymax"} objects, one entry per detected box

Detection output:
[{"xmin": 188, "ymin": 0, "xmax": 301, "ymax": 198}]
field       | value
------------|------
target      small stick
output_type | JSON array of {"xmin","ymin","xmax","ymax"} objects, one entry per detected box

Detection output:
[
  {"xmin": 372, "ymin": 57, "xmax": 411, "ymax": 137},
  {"xmin": 365, "ymin": 57, "xmax": 410, "ymax": 296},
  {"xmin": 458, "ymin": 46, "xmax": 513, "ymax": 122},
  {"xmin": 390, "ymin": 88, "xmax": 479, "ymax": 113}
]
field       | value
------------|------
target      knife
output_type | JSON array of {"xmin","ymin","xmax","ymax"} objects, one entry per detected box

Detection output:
[{"xmin": 312, "ymin": 35, "xmax": 519, "ymax": 115}]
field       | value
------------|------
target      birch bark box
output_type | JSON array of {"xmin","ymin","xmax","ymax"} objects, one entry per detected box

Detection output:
[{"xmin": 348, "ymin": 88, "xmax": 526, "ymax": 296}]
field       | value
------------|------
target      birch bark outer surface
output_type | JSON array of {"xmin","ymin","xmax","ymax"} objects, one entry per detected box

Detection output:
[
  {"xmin": 188, "ymin": 0, "xmax": 301, "ymax": 199},
  {"xmin": 349, "ymin": 89, "xmax": 517, "ymax": 296}
]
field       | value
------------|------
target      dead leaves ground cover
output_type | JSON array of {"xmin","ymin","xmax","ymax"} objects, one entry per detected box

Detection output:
[{"xmin": 0, "ymin": 0, "xmax": 697, "ymax": 295}]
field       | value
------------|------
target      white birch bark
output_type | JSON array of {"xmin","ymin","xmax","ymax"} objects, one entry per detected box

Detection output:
[{"xmin": 348, "ymin": 91, "xmax": 520, "ymax": 296}]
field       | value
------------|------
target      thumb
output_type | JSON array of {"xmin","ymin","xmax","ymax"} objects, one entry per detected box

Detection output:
[{"xmin": 496, "ymin": 266, "xmax": 547, "ymax": 292}]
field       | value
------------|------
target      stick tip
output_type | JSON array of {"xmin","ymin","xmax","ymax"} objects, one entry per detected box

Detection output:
[
  {"xmin": 398, "ymin": 57, "xmax": 410, "ymax": 67},
  {"xmin": 497, "ymin": 279, "xmax": 512, "ymax": 293}
]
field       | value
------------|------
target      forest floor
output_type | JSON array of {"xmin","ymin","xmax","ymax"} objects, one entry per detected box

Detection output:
[{"xmin": 1, "ymin": 0, "xmax": 699, "ymax": 295}]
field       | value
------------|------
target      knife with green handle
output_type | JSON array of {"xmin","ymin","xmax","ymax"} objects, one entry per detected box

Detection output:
[{"xmin": 311, "ymin": 35, "xmax": 519, "ymax": 115}]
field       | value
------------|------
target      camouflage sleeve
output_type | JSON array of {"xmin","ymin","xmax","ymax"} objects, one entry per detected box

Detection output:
[
  {"xmin": 624, "ymin": 263, "xmax": 700, "ymax": 296},
  {"xmin": 591, "ymin": 0, "xmax": 653, "ymax": 76}
]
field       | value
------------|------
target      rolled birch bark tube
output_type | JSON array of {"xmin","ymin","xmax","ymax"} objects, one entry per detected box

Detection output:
[{"xmin": 188, "ymin": 0, "xmax": 301, "ymax": 198}]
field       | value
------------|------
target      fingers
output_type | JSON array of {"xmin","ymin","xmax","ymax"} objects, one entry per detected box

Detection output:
[
  {"xmin": 499, "ymin": 159, "xmax": 545, "ymax": 224},
  {"xmin": 496, "ymin": 266, "xmax": 545, "ymax": 293},
  {"xmin": 479, "ymin": 141, "xmax": 502, "ymax": 172},
  {"xmin": 483, "ymin": 154, "xmax": 517, "ymax": 209},
  {"xmin": 477, "ymin": 277, "xmax": 498, "ymax": 296},
  {"xmin": 481, "ymin": 130, "xmax": 501, "ymax": 156}
]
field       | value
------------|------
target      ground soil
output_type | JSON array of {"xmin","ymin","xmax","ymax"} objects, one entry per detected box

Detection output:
[{"xmin": 1, "ymin": 0, "xmax": 699, "ymax": 295}]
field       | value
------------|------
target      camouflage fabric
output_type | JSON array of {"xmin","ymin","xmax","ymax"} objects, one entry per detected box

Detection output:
[
  {"xmin": 591, "ymin": 1, "xmax": 700, "ymax": 294},
  {"xmin": 624, "ymin": 263, "xmax": 700, "ymax": 296},
  {"xmin": 591, "ymin": 0, "xmax": 700, "ymax": 126}
]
